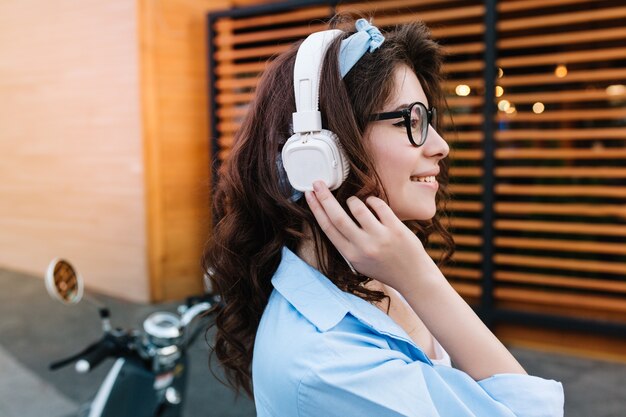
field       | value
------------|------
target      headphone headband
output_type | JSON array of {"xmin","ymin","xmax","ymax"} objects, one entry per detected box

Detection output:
[{"xmin": 291, "ymin": 29, "xmax": 343, "ymax": 134}]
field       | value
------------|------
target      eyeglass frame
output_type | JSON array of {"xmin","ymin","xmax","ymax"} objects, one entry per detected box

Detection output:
[{"xmin": 368, "ymin": 102, "xmax": 437, "ymax": 147}]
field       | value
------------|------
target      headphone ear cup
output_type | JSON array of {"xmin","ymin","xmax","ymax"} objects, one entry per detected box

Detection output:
[
  {"xmin": 281, "ymin": 129, "xmax": 350, "ymax": 192},
  {"xmin": 321, "ymin": 129, "xmax": 350, "ymax": 189}
]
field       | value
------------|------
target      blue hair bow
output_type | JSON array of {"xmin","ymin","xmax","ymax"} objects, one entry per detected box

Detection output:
[{"xmin": 339, "ymin": 18, "xmax": 385, "ymax": 78}]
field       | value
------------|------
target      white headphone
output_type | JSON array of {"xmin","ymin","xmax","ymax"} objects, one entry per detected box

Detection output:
[{"xmin": 280, "ymin": 30, "xmax": 350, "ymax": 193}]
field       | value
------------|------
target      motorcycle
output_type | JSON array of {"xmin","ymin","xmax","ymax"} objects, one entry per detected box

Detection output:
[{"xmin": 44, "ymin": 258, "xmax": 219, "ymax": 417}]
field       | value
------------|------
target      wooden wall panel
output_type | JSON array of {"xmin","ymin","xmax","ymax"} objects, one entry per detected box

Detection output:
[
  {"xmin": 0, "ymin": 0, "xmax": 149, "ymax": 301},
  {"xmin": 139, "ymin": 0, "xmax": 286, "ymax": 301}
]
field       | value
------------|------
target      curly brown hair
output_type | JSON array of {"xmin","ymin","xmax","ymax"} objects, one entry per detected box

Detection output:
[{"xmin": 202, "ymin": 15, "xmax": 456, "ymax": 399}]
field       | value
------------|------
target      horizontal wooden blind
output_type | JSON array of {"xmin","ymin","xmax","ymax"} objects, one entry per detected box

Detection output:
[
  {"xmin": 490, "ymin": 0, "xmax": 626, "ymax": 323},
  {"xmin": 212, "ymin": 4, "xmax": 333, "ymax": 161},
  {"xmin": 210, "ymin": 0, "xmax": 487, "ymax": 302},
  {"xmin": 209, "ymin": 0, "xmax": 626, "ymax": 326}
]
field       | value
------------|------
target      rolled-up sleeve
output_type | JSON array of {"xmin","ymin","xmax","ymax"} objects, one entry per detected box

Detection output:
[
  {"xmin": 296, "ymin": 329, "xmax": 564, "ymax": 417},
  {"xmin": 478, "ymin": 373, "xmax": 564, "ymax": 417}
]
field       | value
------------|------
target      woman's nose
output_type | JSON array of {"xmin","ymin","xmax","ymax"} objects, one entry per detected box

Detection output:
[{"xmin": 424, "ymin": 125, "xmax": 450, "ymax": 159}]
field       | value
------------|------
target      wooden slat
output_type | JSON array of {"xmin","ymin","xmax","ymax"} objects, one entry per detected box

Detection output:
[
  {"xmin": 372, "ymin": 5, "xmax": 485, "ymax": 28},
  {"xmin": 217, "ymin": 135, "xmax": 235, "ymax": 148},
  {"xmin": 445, "ymin": 131, "xmax": 483, "ymax": 142},
  {"xmin": 496, "ymin": 185, "xmax": 626, "ymax": 198},
  {"xmin": 447, "ymin": 97, "xmax": 483, "ymax": 107},
  {"xmin": 215, "ymin": 43, "xmax": 290, "ymax": 61},
  {"xmin": 449, "ymin": 166, "xmax": 483, "ymax": 176},
  {"xmin": 450, "ymin": 282, "xmax": 482, "ymax": 298},
  {"xmin": 498, "ymin": 0, "xmax": 591, "ymax": 13},
  {"xmin": 495, "ymin": 220, "xmax": 626, "ymax": 237},
  {"xmin": 217, "ymin": 121, "xmax": 240, "ymax": 134},
  {"xmin": 429, "ymin": 249, "xmax": 482, "ymax": 263},
  {"xmin": 498, "ymin": 6, "xmax": 626, "ymax": 32},
  {"xmin": 449, "ymin": 184, "xmax": 482, "ymax": 195},
  {"xmin": 498, "ymin": 89, "xmax": 621, "ymax": 104},
  {"xmin": 216, "ymin": 77, "xmax": 259, "ymax": 90},
  {"xmin": 217, "ymin": 106, "xmax": 248, "ymax": 118},
  {"xmin": 494, "ymin": 237, "xmax": 626, "ymax": 256},
  {"xmin": 447, "ymin": 200, "xmax": 626, "ymax": 219},
  {"xmin": 497, "ymin": 47, "xmax": 626, "ymax": 68},
  {"xmin": 495, "ymin": 254, "xmax": 625, "ymax": 275},
  {"xmin": 498, "ymin": 68, "xmax": 626, "ymax": 87},
  {"xmin": 494, "ymin": 202, "xmax": 626, "ymax": 219},
  {"xmin": 444, "ymin": 78, "xmax": 484, "ymax": 89},
  {"xmin": 440, "ymin": 266, "xmax": 482, "ymax": 280},
  {"xmin": 499, "ymin": 27, "xmax": 626, "ymax": 50},
  {"xmin": 216, "ymin": 92, "xmax": 255, "ymax": 105},
  {"xmin": 503, "ymin": 289, "xmax": 626, "ymax": 315},
  {"xmin": 431, "ymin": 24, "xmax": 485, "ymax": 39},
  {"xmin": 495, "ymin": 270, "xmax": 626, "ymax": 294},
  {"xmin": 444, "ymin": 60, "xmax": 484, "ymax": 73},
  {"xmin": 218, "ymin": 149, "xmax": 230, "ymax": 161},
  {"xmin": 214, "ymin": 6, "xmax": 330, "ymax": 31},
  {"xmin": 496, "ymin": 288, "xmax": 626, "ymax": 313},
  {"xmin": 450, "ymin": 150, "xmax": 483, "ymax": 160},
  {"xmin": 446, "ymin": 114, "xmax": 482, "ymax": 125},
  {"xmin": 337, "ymin": 0, "xmax": 466, "ymax": 14},
  {"xmin": 445, "ymin": 201, "xmax": 483, "ymax": 212},
  {"xmin": 495, "ymin": 148, "xmax": 626, "ymax": 160},
  {"xmin": 444, "ymin": 42, "xmax": 484, "ymax": 55},
  {"xmin": 496, "ymin": 108, "xmax": 626, "ymax": 122},
  {"xmin": 494, "ymin": 167, "xmax": 626, "ymax": 179},
  {"xmin": 430, "ymin": 234, "xmax": 482, "ymax": 246},
  {"xmin": 446, "ymin": 184, "xmax": 626, "ymax": 199},
  {"xmin": 444, "ymin": 217, "xmax": 483, "ymax": 230},
  {"xmin": 495, "ymin": 128, "xmax": 626, "ymax": 141},
  {"xmin": 215, "ymin": 61, "xmax": 268, "ymax": 76},
  {"xmin": 214, "ymin": 23, "xmax": 327, "ymax": 47}
]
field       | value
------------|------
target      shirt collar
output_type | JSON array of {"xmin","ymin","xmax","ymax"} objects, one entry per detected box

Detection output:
[{"xmin": 271, "ymin": 246, "xmax": 433, "ymax": 365}]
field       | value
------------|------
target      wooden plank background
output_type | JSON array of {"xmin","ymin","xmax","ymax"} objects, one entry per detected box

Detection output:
[{"xmin": 209, "ymin": 0, "xmax": 626, "ymax": 359}]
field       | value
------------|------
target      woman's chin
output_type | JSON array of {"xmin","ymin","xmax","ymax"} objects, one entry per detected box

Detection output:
[{"xmin": 398, "ymin": 207, "xmax": 436, "ymax": 222}]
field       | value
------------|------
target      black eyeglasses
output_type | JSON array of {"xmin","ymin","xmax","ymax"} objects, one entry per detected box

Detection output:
[{"xmin": 369, "ymin": 102, "xmax": 437, "ymax": 147}]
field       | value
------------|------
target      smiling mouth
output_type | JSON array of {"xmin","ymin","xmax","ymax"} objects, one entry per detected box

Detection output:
[{"xmin": 409, "ymin": 175, "xmax": 437, "ymax": 183}]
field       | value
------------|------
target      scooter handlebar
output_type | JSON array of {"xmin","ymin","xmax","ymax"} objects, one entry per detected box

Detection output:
[{"xmin": 74, "ymin": 338, "xmax": 116, "ymax": 373}]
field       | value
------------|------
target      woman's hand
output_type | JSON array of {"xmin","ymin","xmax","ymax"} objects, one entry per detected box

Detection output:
[{"xmin": 304, "ymin": 180, "xmax": 428, "ymax": 293}]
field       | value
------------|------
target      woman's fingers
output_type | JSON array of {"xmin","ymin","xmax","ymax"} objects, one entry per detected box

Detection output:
[
  {"xmin": 310, "ymin": 181, "xmax": 364, "ymax": 243},
  {"xmin": 365, "ymin": 196, "xmax": 400, "ymax": 227},
  {"xmin": 346, "ymin": 196, "xmax": 385, "ymax": 234},
  {"xmin": 304, "ymin": 190, "xmax": 351, "ymax": 250}
]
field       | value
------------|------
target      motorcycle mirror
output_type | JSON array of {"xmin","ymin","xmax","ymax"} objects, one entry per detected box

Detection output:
[{"xmin": 45, "ymin": 258, "xmax": 84, "ymax": 305}]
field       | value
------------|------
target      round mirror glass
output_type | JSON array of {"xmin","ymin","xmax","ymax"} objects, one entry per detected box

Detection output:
[{"xmin": 45, "ymin": 258, "xmax": 84, "ymax": 305}]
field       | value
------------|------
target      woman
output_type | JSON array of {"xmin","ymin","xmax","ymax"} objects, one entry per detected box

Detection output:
[{"xmin": 203, "ymin": 15, "xmax": 564, "ymax": 417}]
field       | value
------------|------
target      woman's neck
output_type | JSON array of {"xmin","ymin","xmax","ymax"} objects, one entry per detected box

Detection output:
[
  {"xmin": 295, "ymin": 225, "xmax": 386, "ymax": 295},
  {"xmin": 296, "ymin": 225, "xmax": 323, "ymax": 270}
]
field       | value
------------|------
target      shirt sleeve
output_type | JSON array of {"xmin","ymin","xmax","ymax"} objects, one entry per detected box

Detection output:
[
  {"xmin": 296, "ymin": 326, "xmax": 564, "ymax": 417},
  {"xmin": 478, "ymin": 373, "xmax": 564, "ymax": 417}
]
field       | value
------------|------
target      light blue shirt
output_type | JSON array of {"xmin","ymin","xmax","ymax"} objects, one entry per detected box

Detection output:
[{"xmin": 252, "ymin": 246, "xmax": 564, "ymax": 417}]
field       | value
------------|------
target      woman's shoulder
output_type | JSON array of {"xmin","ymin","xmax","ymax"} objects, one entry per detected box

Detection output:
[
  {"xmin": 252, "ymin": 288, "xmax": 382, "ymax": 416},
  {"xmin": 252, "ymin": 286, "xmax": 412, "ymax": 392}
]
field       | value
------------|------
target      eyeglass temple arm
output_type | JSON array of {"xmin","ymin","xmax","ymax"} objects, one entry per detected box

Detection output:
[{"xmin": 368, "ymin": 110, "xmax": 408, "ymax": 122}]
